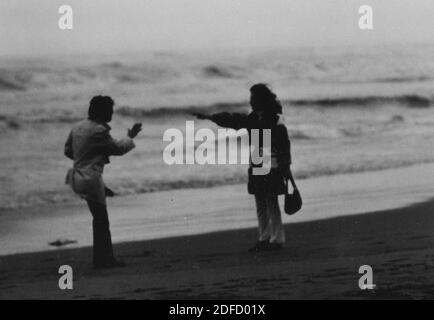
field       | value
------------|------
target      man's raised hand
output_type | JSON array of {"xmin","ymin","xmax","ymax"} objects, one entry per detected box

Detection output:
[{"xmin": 128, "ymin": 123, "xmax": 142, "ymax": 138}]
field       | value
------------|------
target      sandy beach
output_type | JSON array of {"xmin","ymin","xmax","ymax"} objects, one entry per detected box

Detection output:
[{"xmin": 0, "ymin": 164, "xmax": 434, "ymax": 299}]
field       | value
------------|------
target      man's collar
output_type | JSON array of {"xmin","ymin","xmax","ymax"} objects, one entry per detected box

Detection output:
[{"xmin": 88, "ymin": 118, "xmax": 111, "ymax": 130}]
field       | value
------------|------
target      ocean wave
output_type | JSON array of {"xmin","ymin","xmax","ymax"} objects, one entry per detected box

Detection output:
[
  {"xmin": 0, "ymin": 61, "xmax": 178, "ymax": 92},
  {"xmin": 1, "ymin": 94, "xmax": 422, "ymax": 129},
  {"xmin": 3, "ymin": 158, "xmax": 433, "ymax": 210},
  {"xmin": 0, "ymin": 76, "xmax": 27, "ymax": 91},
  {"xmin": 2, "ymin": 45, "xmax": 434, "ymax": 95},
  {"xmin": 2, "ymin": 93, "xmax": 424, "ymax": 129},
  {"xmin": 0, "ymin": 115, "xmax": 20, "ymax": 133},
  {"xmin": 202, "ymin": 65, "xmax": 238, "ymax": 79},
  {"xmin": 388, "ymin": 115, "xmax": 405, "ymax": 123},
  {"xmin": 116, "ymin": 102, "xmax": 249, "ymax": 118},
  {"xmin": 0, "ymin": 112, "xmax": 81, "ymax": 127},
  {"xmin": 0, "ymin": 102, "xmax": 247, "ymax": 126},
  {"xmin": 373, "ymin": 76, "xmax": 432, "ymax": 83},
  {"xmin": 116, "ymin": 94, "xmax": 432, "ymax": 120},
  {"xmin": 290, "ymin": 94, "xmax": 432, "ymax": 108},
  {"xmin": 287, "ymin": 130, "xmax": 313, "ymax": 140},
  {"xmin": 0, "ymin": 101, "xmax": 247, "ymax": 128}
]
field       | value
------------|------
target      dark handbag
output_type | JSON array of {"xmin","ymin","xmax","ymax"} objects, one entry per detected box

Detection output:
[{"xmin": 284, "ymin": 171, "xmax": 302, "ymax": 215}]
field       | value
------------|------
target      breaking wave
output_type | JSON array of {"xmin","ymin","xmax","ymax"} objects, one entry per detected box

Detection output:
[
  {"xmin": 0, "ymin": 76, "xmax": 27, "ymax": 91},
  {"xmin": 116, "ymin": 94, "xmax": 433, "ymax": 119},
  {"xmin": 202, "ymin": 65, "xmax": 239, "ymax": 79},
  {"xmin": 2, "ymin": 93, "xmax": 428, "ymax": 129},
  {"xmin": 2, "ymin": 157, "xmax": 432, "ymax": 210},
  {"xmin": 290, "ymin": 94, "xmax": 432, "ymax": 108},
  {"xmin": 115, "ymin": 102, "xmax": 248, "ymax": 118}
]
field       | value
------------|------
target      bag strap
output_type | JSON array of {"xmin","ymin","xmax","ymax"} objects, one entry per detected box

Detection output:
[{"xmin": 286, "ymin": 167, "xmax": 298, "ymax": 193}]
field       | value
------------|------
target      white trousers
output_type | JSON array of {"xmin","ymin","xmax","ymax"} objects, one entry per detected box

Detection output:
[{"xmin": 254, "ymin": 194, "xmax": 286, "ymax": 244}]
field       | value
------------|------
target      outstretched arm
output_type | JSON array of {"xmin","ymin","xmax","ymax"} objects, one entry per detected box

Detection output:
[{"xmin": 193, "ymin": 112, "xmax": 250, "ymax": 130}]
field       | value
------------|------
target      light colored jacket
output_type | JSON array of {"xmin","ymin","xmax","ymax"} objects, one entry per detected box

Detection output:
[{"xmin": 64, "ymin": 119, "xmax": 135, "ymax": 205}]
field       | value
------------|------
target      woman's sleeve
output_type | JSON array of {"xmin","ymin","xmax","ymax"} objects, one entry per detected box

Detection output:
[
  {"xmin": 64, "ymin": 131, "xmax": 74, "ymax": 160},
  {"xmin": 276, "ymin": 124, "xmax": 292, "ymax": 167},
  {"xmin": 209, "ymin": 112, "xmax": 250, "ymax": 130}
]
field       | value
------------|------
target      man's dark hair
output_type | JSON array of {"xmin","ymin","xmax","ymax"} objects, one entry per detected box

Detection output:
[{"xmin": 88, "ymin": 96, "xmax": 114, "ymax": 122}]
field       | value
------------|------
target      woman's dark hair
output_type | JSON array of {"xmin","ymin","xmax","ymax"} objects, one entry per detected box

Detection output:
[
  {"xmin": 250, "ymin": 83, "xmax": 282, "ymax": 114},
  {"xmin": 88, "ymin": 95, "xmax": 114, "ymax": 122}
]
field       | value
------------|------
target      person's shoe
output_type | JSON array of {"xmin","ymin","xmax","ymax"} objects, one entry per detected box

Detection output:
[
  {"xmin": 267, "ymin": 243, "xmax": 284, "ymax": 251},
  {"xmin": 248, "ymin": 240, "xmax": 270, "ymax": 252},
  {"xmin": 94, "ymin": 259, "xmax": 126, "ymax": 269}
]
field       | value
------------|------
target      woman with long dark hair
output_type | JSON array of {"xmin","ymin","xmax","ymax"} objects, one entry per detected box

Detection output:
[{"xmin": 194, "ymin": 84, "xmax": 292, "ymax": 251}]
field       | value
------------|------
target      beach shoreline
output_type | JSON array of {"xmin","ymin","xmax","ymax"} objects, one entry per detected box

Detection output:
[{"xmin": 1, "ymin": 163, "xmax": 434, "ymax": 256}]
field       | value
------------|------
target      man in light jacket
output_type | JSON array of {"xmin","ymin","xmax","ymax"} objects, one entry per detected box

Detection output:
[{"xmin": 65, "ymin": 95, "xmax": 141, "ymax": 268}]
